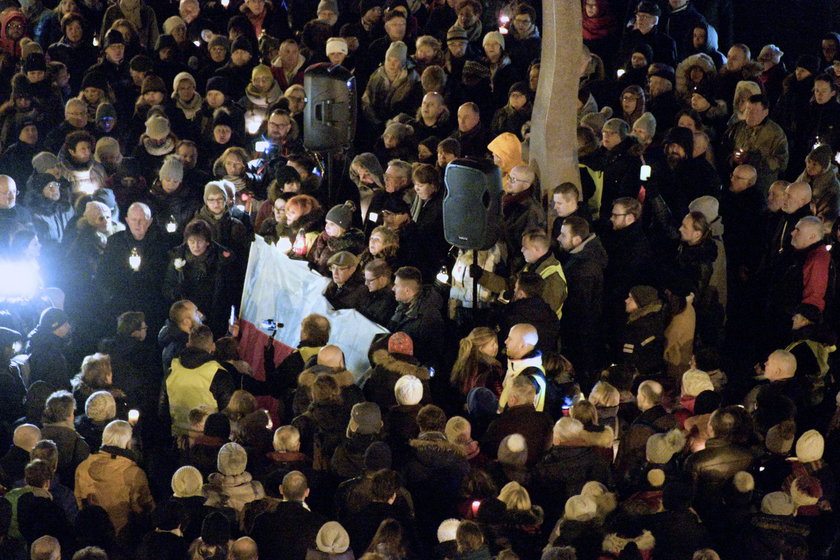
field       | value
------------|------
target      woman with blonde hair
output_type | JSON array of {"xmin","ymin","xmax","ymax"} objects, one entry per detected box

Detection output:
[
  {"xmin": 451, "ymin": 327, "xmax": 504, "ymax": 397},
  {"xmin": 497, "ymin": 481, "xmax": 544, "ymax": 559},
  {"xmin": 224, "ymin": 389, "xmax": 257, "ymax": 432}
]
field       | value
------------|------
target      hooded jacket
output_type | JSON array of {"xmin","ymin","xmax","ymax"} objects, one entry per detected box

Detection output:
[
  {"xmin": 363, "ymin": 349, "xmax": 431, "ymax": 412},
  {"xmin": 74, "ymin": 445, "xmax": 154, "ymax": 534},
  {"xmin": 487, "ymin": 132, "xmax": 525, "ymax": 182}
]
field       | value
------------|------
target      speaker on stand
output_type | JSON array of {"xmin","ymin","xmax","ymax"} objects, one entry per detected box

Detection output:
[
  {"xmin": 443, "ymin": 158, "xmax": 504, "ymax": 326},
  {"xmin": 303, "ymin": 64, "xmax": 357, "ymax": 207}
]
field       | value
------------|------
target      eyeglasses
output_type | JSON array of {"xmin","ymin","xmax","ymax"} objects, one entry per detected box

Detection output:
[
  {"xmin": 621, "ymin": 95, "xmax": 638, "ymax": 102},
  {"xmin": 7, "ymin": 23, "xmax": 24, "ymax": 30}
]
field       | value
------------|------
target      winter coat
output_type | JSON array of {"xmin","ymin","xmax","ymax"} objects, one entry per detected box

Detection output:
[
  {"xmin": 364, "ymin": 349, "xmax": 431, "ymax": 412},
  {"xmin": 74, "ymin": 445, "xmax": 154, "ymax": 534},
  {"xmin": 204, "ymin": 471, "xmax": 264, "ymax": 514},
  {"xmin": 744, "ymin": 513, "xmax": 810, "ymax": 560},
  {"xmin": 722, "ymin": 116, "xmax": 789, "ymax": 191},
  {"xmin": 360, "ymin": 287, "xmax": 398, "ymax": 327},
  {"xmin": 797, "ymin": 166, "xmax": 840, "ymax": 223},
  {"xmin": 145, "ymin": 184, "xmax": 201, "ymax": 238},
  {"xmin": 676, "ymin": 53, "xmax": 717, "ymax": 100},
  {"xmin": 362, "ymin": 66, "xmax": 420, "ymax": 125},
  {"xmin": 664, "ymin": 299, "xmax": 696, "ymax": 378},
  {"xmin": 331, "ymin": 432, "xmax": 382, "ymax": 479},
  {"xmin": 548, "ymin": 518, "xmax": 604, "ymax": 560},
  {"xmin": 387, "ymin": 287, "xmax": 446, "ymax": 366},
  {"xmin": 99, "ymin": 4, "xmax": 159, "ymax": 50},
  {"xmin": 621, "ymin": 26, "xmax": 677, "ymax": 67},
  {"xmin": 599, "ymin": 137, "xmax": 641, "ymax": 220},
  {"xmin": 308, "ymin": 228, "xmax": 366, "ymax": 276},
  {"xmin": 26, "ymin": 329, "xmax": 70, "ymax": 392},
  {"xmin": 163, "ymin": 346, "xmax": 235, "ymax": 436},
  {"xmin": 194, "ymin": 206, "xmax": 250, "ymax": 261},
  {"xmin": 292, "ymin": 400, "xmax": 349, "ymax": 461},
  {"xmin": 403, "ymin": 432, "xmax": 471, "ymax": 527},
  {"xmin": 618, "ymin": 302, "xmax": 666, "ymax": 376},
  {"xmin": 481, "ymin": 404, "xmax": 553, "ymax": 467},
  {"xmin": 496, "ymin": 296, "xmax": 560, "ymax": 354},
  {"xmin": 616, "ymin": 405, "xmax": 676, "ymax": 477},
  {"xmin": 498, "ymin": 506, "xmax": 545, "ymax": 560},
  {"xmin": 25, "ymin": 194, "xmax": 74, "ymax": 247},
  {"xmin": 684, "ymin": 437, "xmax": 755, "ymax": 516},
  {"xmin": 252, "ymin": 500, "xmax": 326, "ymax": 560},
  {"xmin": 500, "ymin": 189, "xmax": 546, "ymax": 273}
]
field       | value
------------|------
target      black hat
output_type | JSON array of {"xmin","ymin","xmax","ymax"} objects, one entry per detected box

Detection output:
[
  {"xmin": 0, "ymin": 327, "xmax": 22, "ymax": 351},
  {"xmin": 212, "ymin": 108, "xmax": 233, "ymax": 129},
  {"xmin": 382, "ymin": 196, "xmax": 410, "ymax": 214},
  {"xmin": 155, "ymin": 34, "xmax": 177, "ymax": 52},
  {"xmin": 692, "ymin": 80, "xmax": 715, "ymax": 102},
  {"xmin": 363, "ymin": 441, "xmax": 392, "ymax": 471},
  {"xmin": 231, "ymin": 35, "xmax": 252, "ymax": 54},
  {"xmin": 648, "ymin": 63, "xmax": 675, "ymax": 84},
  {"xmin": 795, "ymin": 54, "xmax": 821, "ymax": 76},
  {"xmin": 793, "ymin": 303, "xmax": 822, "ymax": 324},
  {"xmin": 129, "ymin": 54, "xmax": 154, "ymax": 73},
  {"xmin": 203, "ymin": 412, "xmax": 231, "ymax": 439},
  {"xmin": 636, "ymin": 1, "xmax": 661, "ymax": 16},
  {"xmin": 80, "ymin": 71, "xmax": 108, "ymax": 92},
  {"xmin": 38, "ymin": 307, "xmax": 69, "ymax": 331},
  {"xmin": 663, "ymin": 125, "xmax": 694, "ymax": 156},
  {"xmin": 103, "ymin": 29, "xmax": 124, "ymax": 48},
  {"xmin": 206, "ymin": 75, "xmax": 228, "ymax": 96},
  {"xmin": 201, "ymin": 511, "xmax": 231, "ymax": 547},
  {"xmin": 14, "ymin": 117, "xmax": 36, "ymax": 139},
  {"xmin": 23, "ymin": 52, "xmax": 46, "ymax": 73},
  {"xmin": 359, "ymin": 0, "xmax": 382, "ymax": 15},
  {"xmin": 507, "ymin": 81, "xmax": 529, "ymax": 97}
]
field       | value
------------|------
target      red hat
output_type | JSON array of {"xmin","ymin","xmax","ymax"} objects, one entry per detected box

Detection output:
[{"xmin": 388, "ymin": 332, "xmax": 413, "ymax": 356}]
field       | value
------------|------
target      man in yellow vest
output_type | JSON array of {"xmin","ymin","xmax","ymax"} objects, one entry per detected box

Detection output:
[
  {"xmin": 164, "ymin": 325, "xmax": 235, "ymax": 436},
  {"xmin": 498, "ymin": 323, "xmax": 546, "ymax": 412},
  {"xmin": 477, "ymin": 228, "xmax": 567, "ymax": 319}
]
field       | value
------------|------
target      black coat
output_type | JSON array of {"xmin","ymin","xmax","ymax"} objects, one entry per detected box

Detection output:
[
  {"xmin": 619, "ymin": 303, "xmax": 667, "ymax": 376},
  {"xmin": 98, "ymin": 334, "xmax": 162, "ymax": 413},
  {"xmin": 599, "ymin": 137, "xmax": 641, "ymax": 220},
  {"xmin": 252, "ymin": 501, "xmax": 326, "ymax": 560},
  {"xmin": 481, "ymin": 404, "xmax": 553, "ymax": 466},
  {"xmin": 620, "ymin": 27, "xmax": 677, "ymax": 67},
  {"xmin": 324, "ymin": 271, "xmax": 370, "ymax": 311},
  {"xmin": 657, "ymin": 157, "xmax": 721, "ymax": 218},
  {"xmin": 387, "ymin": 287, "xmax": 445, "ymax": 366},
  {"xmin": 496, "ymin": 296, "xmax": 560, "ymax": 354},
  {"xmin": 26, "ymin": 329, "xmax": 70, "ymax": 392},
  {"xmin": 602, "ymin": 222, "xmax": 655, "ymax": 308},
  {"xmin": 359, "ymin": 287, "xmax": 397, "ymax": 327}
]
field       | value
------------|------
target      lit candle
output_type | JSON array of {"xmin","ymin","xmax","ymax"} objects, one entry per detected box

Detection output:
[
  {"xmin": 435, "ymin": 266, "xmax": 450, "ymax": 285},
  {"xmin": 166, "ymin": 216, "xmax": 177, "ymax": 233},
  {"xmin": 221, "ymin": 0, "xmax": 229, "ymax": 7},
  {"xmin": 129, "ymin": 248, "xmax": 141, "ymax": 271},
  {"xmin": 128, "ymin": 409, "xmax": 140, "ymax": 425}
]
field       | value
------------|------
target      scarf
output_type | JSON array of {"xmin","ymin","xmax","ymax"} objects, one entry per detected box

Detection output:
[
  {"xmin": 464, "ymin": 20, "xmax": 482, "ymax": 44},
  {"xmin": 245, "ymin": 81, "xmax": 282, "ymax": 107},
  {"xmin": 501, "ymin": 189, "xmax": 531, "ymax": 213},
  {"xmin": 175, "ymin": 93, "xmax": 203, "ymax": 120},
  {"xmin": 581, "ymin": 0, "xmax": 615, "ymax": 41},
  {"xmin": 119, "ymin": 0, "xmax": 142, "ymax": 31},
  {"xmin": 142, "ymin": 135, "xmax": 175, "ymax": 156}
]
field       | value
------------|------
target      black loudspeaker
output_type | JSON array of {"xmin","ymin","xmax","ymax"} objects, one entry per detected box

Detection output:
[
  {"xmin": 303, "ymin": 65, "xmax": 356, "ymax": 151},
  {"xmin": 443, "ymin": 158, "xmax": 503, "ymax": 250}
]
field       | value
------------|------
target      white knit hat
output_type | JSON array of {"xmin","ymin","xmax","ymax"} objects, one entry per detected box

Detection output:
[
  {"xmin": 437, "ymin": 519, "xmax": 460, "ymax": 543},
  {"xmin": 795, "ymin": 430, "xmax": 824, "ymax": 463},
  {"xmin": 394, "ymin": 375, "xmax": 423, "ymax": 406},
  {"xmin": 564, "ymin": 495, "xmax": 597, "ymax": 522},
  {"xmin": 681, "ymin": 369, "xmax": 714, "ymax": 397},
  {"xmin": 761, "ymin": 492, "xmax": 794, "ymax": 516}
]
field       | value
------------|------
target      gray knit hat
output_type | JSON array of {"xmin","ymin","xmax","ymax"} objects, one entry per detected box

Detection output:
[
  {"xmin": 326, "ymin": 201, "xmax": 355, "ymax": 230},
  {"xmin": 385, "ymin": 40, "xmax": 407, "ymax": 65},
  {"xmin": 31, "ymin": 151, "xmax": 58, "ymax": 173},
  {"xmin": 217, "ymin": 442, "xmax": 248, "ymax": 476},
  {"xmin": 159, "ymin": 155, "xmax": 184, "ymax": 182},
  {"xmin": 632, "ymin": 112, "xmax": 656, "ymax": 138}
]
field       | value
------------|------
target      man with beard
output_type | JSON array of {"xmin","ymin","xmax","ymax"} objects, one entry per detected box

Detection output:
[{"xmin": 656, "ymin": 126, "xmax": 720, "ymax": 218}]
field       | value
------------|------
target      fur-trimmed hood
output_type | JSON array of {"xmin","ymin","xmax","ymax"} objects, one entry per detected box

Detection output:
[
  {"xmin": 298, "ymin": 365, "xmax": 355, "ymax": 388},
  {"xmin": 505, "ymin": 505, "xmax": 544, "ymax": 528},
  {"xmin": 583, "ymin": 425, "xmax": 615, "ymax": 449},
  {"xmin": 409, "ymin": 431, "xmax": 467, "ymax": 465},
  {"xmin": 602, "ymin": 529, "xmax": 655, "ymax": 554},
  {"xmin": 371, "ymin": 349, "xmax": 430, "ymax": 380}
]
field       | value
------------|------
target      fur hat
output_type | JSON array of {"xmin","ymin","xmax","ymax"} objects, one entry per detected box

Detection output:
[
  {"xmin": 629, "ymin": 285, "xmax": 660, "ymax": 308},
  {"xmin": 141, "ymin": 75, "xmax": 166, "ymax": 95},
  {"xmin": 791, "ymin": 475, "xmax": 822, "ymax": 507},
  {"xmin": 498, "ymin": 433, "xmax": 528, "ymax": 466},
  {"xmin": 348, "ymin": 402, "xmax": 382, "ymax": 436},
  {"xmin": 38, "ymin": 307, "xmax": 68, "ymax": 331},
  {"xmin": 315, "ymin": 521, "xmax": 349, "ymax": 553},
  {"xmin": 437, "ymin": 519, "xmax": 460, "ymax": 543},
  {"xmin": 681, "ymin": 369, "xmax": 714, "ymax": 397},
  {"xmin": 482, "ymin": 31, "xmax": 505, "ymax": 50},
  {"xmin": 326, "ymin": 37, "xmax": 348, "ymax": 56},
  {"xmin": 171, "ymin": 465, "xmax": 203, "ymax": 497},
  {"xmin": 757, "ymin": 44, "xmax": 783, "ymax": 64},
  {"xmin": 807, "ymin": 143, "xmax": 834, "ymax": 170},
  {"xmin": 145, "ymin": 115, "xmax": 170, "ymax": 139},
  {"xmin": 761, "ymin": 492, "xmax": 794, "ymax": 516},
  {"xmin": 447, "ymin": 24, "xmax": 468, "ymax": 42},
  {"xmin": 217, "ymin": 442, "xmax": 248, "ymax": 476},
  {"xmin": 388, "ymin": 332, "xmax": 413, "ymax": 355},
  {"xmin": 159, "ymin": 155, "xmax": 183, "ymax": 182},
  {"xmin": 795, "ymin": 429, "xmax": 824, "ymax": 463},
  {"xmin": 646, "ymin": 429, "xmax": 686, "ymax": 464},
  {"xmin": 201, "ymin": 511, "xmax": 231, "ymax": 546},
  {"xmin": 765, "ymin": 420, "xmax": 796, "ymax": 455},
  {"xmin": 325, "ymin": 201, "xmax": 355, "ymax": 230},
  {"xmin": 32, "ymin": 151, "xmax": 58, "ymax": 173},
  {"xmin": 385, "ymin": 40, "xmax": 407, "ymax": 65},
  {"xmin": 363, "ymin": 441, "xmax": 392, "ymax": 470},
  {"xmin": 564, "ymin": 494, "xmax": 597, "ymax": 521},
  {"xmin": 163, "ymin": 15, "xmax": 186, "ymax": 35},
  {"xmin": 394, "ymin": 374, "xmax": 423, "ymax": 405}
]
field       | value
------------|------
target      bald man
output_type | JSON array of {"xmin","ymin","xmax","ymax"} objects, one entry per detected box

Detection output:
[
  {"xmin": 0, "ymin": 175, "xmax": 32, "ymax": 227},
  {"xmin": 720, "ymin": 165, "xmax": 764, "ymax": 282},
  {"xmin": 766, "ymin": 216, "xmax": 831, "ymax": 351},
  {"xmin": 0, "ymin": 424, "xmax": 41, "ymax": 486},
  {"xmin": 499, "ymin": 324, "xmax": 546, "ymax": 412},
  {"xmin": 231, "ymin": 537, "xmax": 259, "ymax": 560},
  {"xmin": 317, "ymin": 345, "xmax": 345, "ymax": 370},
  {"xmin": 30, "ymin": 535, "xmax": 60, "ymax": 560},
  {"xmin": 768, "ymin": 181, "xmax": 814, "ymax": 262}
]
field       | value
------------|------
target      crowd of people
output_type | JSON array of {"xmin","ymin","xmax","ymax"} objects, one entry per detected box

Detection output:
[{"xmin": 0, "ymin": 0, "xmax": 839, "ymax": 559}]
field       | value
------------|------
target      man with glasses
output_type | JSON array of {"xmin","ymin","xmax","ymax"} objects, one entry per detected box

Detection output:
[
  {"xmin": 620, "ymin": 1, "xmax": 677, "ymax": 68},
  {"xmin": 324, "ymin": 251, "xmax": 369, "ymax": 310},
  {"xmin": 499, "ymin": 165, "xmax": 546, "ymax": 273},
  {"xmin": 0, "ymin": 175, "xmax": 32, "ymax": 229},
  {"xmin": 360, "ymin": 258, "xmax": 397, "ymax": 326}
]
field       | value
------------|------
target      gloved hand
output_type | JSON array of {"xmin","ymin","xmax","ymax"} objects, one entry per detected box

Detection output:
[{"xmin": 468, "ymin": 264, "xmax": 484, "ymax": 279}]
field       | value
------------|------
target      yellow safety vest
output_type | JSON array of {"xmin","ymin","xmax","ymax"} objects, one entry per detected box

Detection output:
[
  {"xmin": 538, "ymin": 261, "xmax": 567, "ymax": 319},
  {"xmin": 166, "ymin": 357, "xmax": 223, "ymax": 435}
]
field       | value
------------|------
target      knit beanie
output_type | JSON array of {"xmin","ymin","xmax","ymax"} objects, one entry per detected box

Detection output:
[
  {"xmin": 315, "ymin": 521, "xmax": 349, "ymax": 553},
  {"xmin": 795, "ymin": 429, "xmax": 824, "ymax": 463},
  {"xmin": 383, "ymin": 122, "xmax": 414, "ymax": 142},
  {"xmin": 208, "ymin": 34, "xmax": 230, "ymax": 52},
  {"xmin": 325, "ymin": 201, "xmax": 355, "ymax": 230},
  {"xmin": 251, "ymin": 64, "xmax": 273, "ymax": 82},
  {"xmin": 32, "ymin": 151, "xmax": 58, "ymax": 173},
  {"xmin": 318, "ymin": 0, "xmax": 338, "ymax": 13},
  {"xmin": 791, "ymin": 475, "xmax": 822, "ymax": 507},
  {"xmin": 159, "ymin": 155, "xmax": 184, "ymax": 182},
  {"xmin": 172, "ymin": 72, "xmax": 196, "ymax": 96},
  {"xmin": 466, "ymin": 387, "xmax": 497, "ymax": 417},
  {"xmin": 171, "ymin": 465, "xmax": 203, "ymax": 497},
  {"xmin": 103, "ymin": 29, "xmax": 124, "ymax": 48},
  {"xmin": 217, "ymin": 442, "xmax": 248, "ymax": 476},
  {"xmin": 394, "ymin": 374, "xmax": 423, "ymax": 405},
  {"xmin": 482, "ymin": 31, "xmax": 504, "ymax": 50},
  {"xmin": 761, "ymin": 492, "xmax": 794, "ymax": 516},
  {"xmin": 81, "ymin": 71, "xmax": 108, "ymax": 92},
  {"xmin": 807, "ymin": 144, "xmax": 834, "ymax": 169},
  {"xmin": 231, "ymin": 36, "xmax": 252, "ymax": 54},
  {"xmin": 564, "ymin": 494, "xmax": 597, "ymax": 522},
  {"xmin": 38, "ymin": 307, "xmax": 69, "ymax": 331},
  {"xmin": 204, "ymin": 181, "xmax": 229, "ymax": 204},
  {"xmin": 795, "ymin": 54, "xmax": 820, "ymax": 75},
  {"xmin": 632, "ymin": 112, "xmax": 656, "ymax": 138},
  {"xmin": 130, "ymin": 55, "xmax": 154, "ymax": 73},
  {"xmin": 363, "ymin": 441, "xmax": 392, "ymax": 470},
  {"xmin": 580, "ymin": 106, "xmax": 614, "ymax": 133},
  {"xmin": 765, "ymin": 420, "xmax": 796, "ymax": 455},
  {"xmin": 733, "ymin": 471, "xmax": 754, "ymax": 493},
  {"xmin": 385, "ymin": 40, "xmax": 407, "ymax": 65},
  {"xmin": 602, "ymin": 117, "xmax": 630, "ymax": 138},
  {"xmin": 437, "ymin": 519, "xmax": 460, "ymax": 543},
  {"xmin": 629, "ymin": 285, "xmax": 660, "ymax": 308},
  {"xmin": 326, "ymin": 37, "xmax": 348, "ymax": 56},
  {"xmin": 163, "ymin": 15, "xmax": 186, "ymax": 35},
  {"xmin": 96, "ymin": 103, "xmax": 117, "ymax": 121},
  {"xmin": 647, "ymin": 468, "xmax": 665, "ymax": 487},
  {"xmin": 757, "ymin": 44, "xmax": 783, "ymax": 64},
  {"xmin": 388, "ymin": 332, "xmax": 413, "ymax": 355},
  {"xmin": 145, "ymin": 115, "xmax": 170, "ymax": 139},
  {"xmin": 141, "ymin": 75, "xmax": 167, "ymax": 95},
  {"xmin": 360, "ymin": 0, "xmax": 382, "ymax": 17},
  {"xmin": 645, "ymin": 428, "xmax": 686, "ymax": 464},
  {"xmin": 206, "ymin": 76, "xmax": 229, "ymax": 96},
  {"xmin": 203, "ymin": 412, "xmax": 231, "ymax": 439},
  {"xmin": 23, "ymin": 52, "xmax": 46, "ymax": 73},
  {"xmin": 681, "ymin": 369, "xmax": 714, "ymax": 397},
  {"xmin": 201, "ymin": 511, "xmax": 231, "ymax": 546},
  {"xmin": 688, "ymin": 195, "xmax": 720, "ymax": 223},
  {"xmin": 508, "ymin": 81, "xmax": 529, "ymax": 98},
  {"xmin": 94, "ymin": 137, "xmax": 120, "ymax": 162},
  {"xmin": 497, "ymin": 433, "xmax": 527, "ymax": 466},
  {"xmin": 462, "ymin": 60, "xmax": 491, "ymax": 82}
]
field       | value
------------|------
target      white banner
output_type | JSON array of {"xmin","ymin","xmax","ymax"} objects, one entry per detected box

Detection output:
[{"xmin": 240, "ymin": 236, "xmax": 389, "ymax": 379}]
